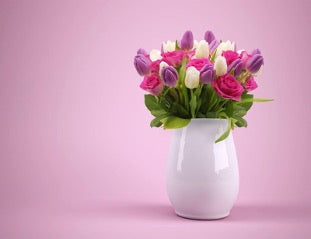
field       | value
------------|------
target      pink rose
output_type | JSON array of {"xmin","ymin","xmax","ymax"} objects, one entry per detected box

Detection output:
[
  {"xmin": 162, "ymin": 50, "xmax": 185, "ymax": 66},
  {"xmin": 140, "ymin": 74, "xmax": 163, "ymax": 95},
  {"xmin": 186, "ymin": 58, "xmax": 210, "ymax": 71},
  {"xmin": 212, "ymin": 74, "xmax": 244, "ymax": 101},
  {"xmin": 244, "ymin": 77, "xmax": 258, "ymax": 91},
  {"xmin": 239, "ymin": 51, "xmax": 251, "ymax": 67},
  {"xmin": 149, "ymin": 60, "xmax": 161, "ymax": 74},
  {"xmin": 222, "ymin": 50, "xmax": 239, "ymax": 65}
]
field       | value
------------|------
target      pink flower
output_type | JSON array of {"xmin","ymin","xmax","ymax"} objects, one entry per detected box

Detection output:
[
  {"xmin": 212, "ymin": 74, "xmax": 244, "ymax": 101},
  {"xmin": 140, "ymin": 74, "xmax": 163, "ymax": 95},
  {"xmin": 244, "ymin": 77, "xmax": 258, "ymax": 91},
  {"xmin": 239, "ymin": 51, "xmax": 251, "ymax": 68},
  {"xmin": 222, "ymin": 50, "xmax": 239, "ymax": 65},
  {"xmin": 162, "ymin": 50, "xmax": 185, "ymax": 66},
  {"xmin": 149, "ymin": 60, "xmax": 161, "ymax": 74},
  {"xmin": 187, "ymin": 58, "xmax": 210, "ymax": 71}
]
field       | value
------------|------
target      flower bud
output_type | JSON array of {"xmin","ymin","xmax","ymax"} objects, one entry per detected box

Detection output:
[
  {"xmin": 209, "ymin": 39, "xmax": 219, "ymax": 52},
  {"xmin": 246, "ymin": 54, "xmax": 264, "ymax": 73},
  {"xmin": 149, "ymin": 49, "xmax": 162, "ymax": 61},
  {"xmin": 204, "ymin": 30, "xmax": 215, "ymax": 44},
  {"xmin": 185, "ymin": 66, "xmax": 200, "ymax": 89},
  {"xmin": 137, "ymin": 48, "xmax": 148, "ymax": 55},
  {"xmin": 161, "ymin": 66, "xmax": 178, "ymax": 87},
  {"xmin": 251, "ymin": 48, "xmax": 261, "ymax": 55},
  {"xmin": 162, "ymin": 40, "xmax": 176, "ymax": 53},
  {"xmin": 214, "ymin": 56, "xmax": 227, "ymax": 76},
  {"xmin": 200, "ymin": 64, "xmax": 215, "ymax": 84},
  {"xmin": 215, "ymin": 40, "xmax": 235, "ymax": 57},
  {"xmin": 134, "ymin": 54, "xmax": 151, "ymax": 76},
  {"xmin": 159, "ymin": 61, "xmax": 169, "ymax": 74},
  {"xmin": 195, "ymin": 40, "xmax": 209, "ymax": 58},
  {"xmin": 228, "ymin": 58, "xmax": 243, "ymax": 76},
  {"xmin": 181, "ymin": 30, "xmax": 194, "ymax": 50}
]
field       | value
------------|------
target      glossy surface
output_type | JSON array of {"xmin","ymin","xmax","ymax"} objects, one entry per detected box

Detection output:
[{"xmin": 167, "ymin": 119, "xmax": 239, "ymax": 219}]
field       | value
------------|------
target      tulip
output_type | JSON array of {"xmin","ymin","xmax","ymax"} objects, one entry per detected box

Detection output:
[
  {"xmin": 162, "ymin": 40, "xmax": 176, "ymax": 53},
  {"xmin": 251, "ymin": 49, "xmax": 261, "ymax": 55},
  {"xmin": 192, "ymin": 40, "xmax": 199, "ymax": 49},
  {"xmin": 228, "ymin": 58, "xmax": 243, "ymax": 76},
  {"xmin": 215, "ymin": 40, "xmax": 235, "ymax": 57},
  {"xmin": 180, "ymin": 30, "xmax": 194, "ymax": 50},
  {"xmin": 161, "ymin": 66, "xmax": 178, "ymax": 87},
  {"xmin": 195, "ymin": 40, "xmax": 209, "ymax": 58},
  {"xmin": 134, "ymin": 54, "xmax": 151, "ymax": 76},
  {"xmin": 185, "ymin": 66, "xmax": 200, "ymax": 89},
  {"xmin": 159, "ymin": 61, "xmax": 169, "ymax": 74},
  {"xmin": 149, "ymin": 49, "xmax": 162, "ymax": 61},
  {"xmin": 246, "ymin": 54, "xmax": 264, "ymax": 73},
  {"xmin": 209, "ymin": 39, "xmax": 219, "ymax": 52},
  {"xmin": 214, "ymin": 56, "xmax": 227, "ymax": 76},
  {"xmin": 200, "ymin": 64, "xmax": 215, "ymax": 84},
  {"xmin": 137, "ymin": 48, "xmax": 148, "ymax": 55},
  {"xmin": 204, "ymin": 30, "xmax": 215, "ymax": 44}
]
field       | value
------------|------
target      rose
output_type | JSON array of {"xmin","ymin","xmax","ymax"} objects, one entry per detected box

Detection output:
[
  {"xmin": 186, "ymin": 58, "xmax": 210, "ymax": 71},
  {"xmin": 212, "ymin": 74, "xmax": 244, "ymax": 101},
  {"xmin": 161, "ymin": 50, "xmax": 185, "ymax": 67},
  {"xmin": 149, "ymin": 60, "xmax": 161, "ymax": 74},
  {"xmin": 140, "ymin": 74, "xmax": 163, "ymax": 95},
  {"xmin": 222, "ymin": 50, "xmax": 239, "ymax": 65},
  {"xmin": 185, "ymin": 66, "xmax": 200, "ymax": 89},
  {"xmin": 244, "ymin": 77, "xmax": 258, "ymax": 91}
]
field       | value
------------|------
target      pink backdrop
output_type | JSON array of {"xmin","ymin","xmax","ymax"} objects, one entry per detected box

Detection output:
[{"xmin": 0, "ymin": 0, "xmax": 310, "ymax": 238}]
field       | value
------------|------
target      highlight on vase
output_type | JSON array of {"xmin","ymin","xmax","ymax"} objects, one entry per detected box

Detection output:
[{"xmin": 134, "ymin": 30, "xmax": 272, "ymax": 142}]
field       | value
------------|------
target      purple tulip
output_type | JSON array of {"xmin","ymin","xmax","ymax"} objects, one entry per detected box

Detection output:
[
  {"xmin": 209, "ymin": 39, "xmax": 219, "ymax": 52},
  {"xmin": 180, "ymin": 30, "xmax": 194, "ymax": 50},
  {"xmin": 134, "ymin": 54, "xmax": 151, "ymax": 76},
  {"xmin": 204, "ymin": 30, "xmax": 215, "ymax": 44},
  {"xmin": 251, "ymin": 48, "xmax": 261, "ymax": 55},
  {"xmin": 161, "ymin": 66, "xmax": 178, "ymax": 86},
  {"xmin": 200, "ymin": 64, "xmax": 215, "ymax": 84},
  {"xmin": 137, "ymin": 48, "xmax": 148, "ymax": 55},
  {"xmin": 228, "ymin": 58, "xmax": 243, "ymax": 77},
  {"xmin": 246, "ymin": 54, "xmax": 264, "ymax": 73}
]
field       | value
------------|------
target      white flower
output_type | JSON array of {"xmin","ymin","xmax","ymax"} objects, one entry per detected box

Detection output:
[
  {"xmin": 192, "ymin": 40, "xmax": 199, "ymax": 49},
  {"xmin": 162, "ymin": 40, "xmax": 176, "ymax": 53},
  {"xmin": 195, "ymin": 40, "xmax": 209, "ymax": 58},
  {"xmin": 149, "ymin": 49, "xmax": 162, "ymax": 61},
  {"xmin": 159, "ymin": 61, "xmax": 169, "ymax": 75},
  {"xmin": 185, "ymin": 66, "xmax": 200, "ymax": 89},
  {"xmin": 214, "ymin": 56, "xmax": 227, "ymax": 76},
  {"xmin": 215, "ymin": 40, "xmax": 235, "ymax": 57}
]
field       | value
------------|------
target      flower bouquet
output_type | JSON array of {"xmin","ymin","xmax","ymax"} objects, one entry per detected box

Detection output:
[{"xmin": 134, "ymin": 30, "xmax": 271, "ymax": 142}]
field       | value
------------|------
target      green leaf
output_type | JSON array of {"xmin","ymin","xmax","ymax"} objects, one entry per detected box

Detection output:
[
  {"xmin": 170, "ymin": 102, "xmax": 189, "ymax": 118},
  {"xmin": 162, "ymin": 116, "xmax": 190, "ymax": 129},
  {"xmin": 240, "ymin": 97, "xmax": 273, "ymax": 103},
  {"xmin": 144, "ymin": 94, "xmax": 166, "ymax": 117},
  {"xmin": 190, "ymin": 94, "xmax": 197, "ymax": 118},
  {"xmin": 175, "ymin": 40, "xmax": 181, "ymax": 50},
  {"xmin": 215, "ymin": 118, "xmax": 232, "ymax": 143},
  {"xmin": 150, "ymin": 114, "xmax": 169, "ymax": 128},
  {"xmin": 232, "ymin": 115, "xmax": 248, "ymax": 127},
  {"xmin": 206, "ymin": 111, "xmax": 217, "ymax": 118}
]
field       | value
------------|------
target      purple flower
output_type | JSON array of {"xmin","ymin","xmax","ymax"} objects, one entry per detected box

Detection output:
[
  {"xmin": 228, "ymin": 58, "xmax": 243, "ymax": 77},
  {"xmin": 161, "ymin": 66, "xmax": 178, "ymax": 86},
  {"xmin": 134, "ymin": 54, "xmax": 151, "ymax": 76},
  {"xmin": 251, "ymin": 48, "xmax": 261, "ymax": 55},
  {"xmin": 137, "ymin": 48, "xmax": 148, "ymax": 55},
  {"xmin": 200, "ymin": 64, "xmax": 215, "ymax": 84},
  {"xmin": 246, "ymin": 54, "xmax": 264, "ymax": 73},
  {"xmin": 204, "ymin": 30, "xmax": 215, "ymax": 44},
  {"xmin": 180, "ymin": 30, "xmax": 194, "ymax": 50},
  {"xmin": 209, "ymin": 39, "xmax": 219, "ymax": 52}
]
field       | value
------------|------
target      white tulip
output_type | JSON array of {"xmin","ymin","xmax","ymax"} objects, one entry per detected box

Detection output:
[
  {"xmin": 215, "ymin": 40, "xmax": 235, "ymax": 57},
  {"xmin": 185, "ymin": 66, "xmax": 200, "ymax": 89},
  {"xmin": 214, "ymin": 56, "xmax": 227, "ymax": 76},
  {"xmin": 195, "ymin": 40, "xmax": 209, "ymax": 59},
  {"xmin": 162, "ymin": 40, "xmax": 176, "ymax": 53},
  {"xmin": 192, "ymin": 40, "xmax": 199, "ymax": 49},
  {"xmin": 159, "ymin": 61, "xmax": 169, "ymax": 75},
  {"xmin": 149, "ymin": 49, "xmax": 162, "ymax": 61}
]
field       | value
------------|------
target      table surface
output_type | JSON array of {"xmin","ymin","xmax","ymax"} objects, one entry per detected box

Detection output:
[{"xmin": 1, "ymin": 199, "xmax": 310, "ymax": 239}]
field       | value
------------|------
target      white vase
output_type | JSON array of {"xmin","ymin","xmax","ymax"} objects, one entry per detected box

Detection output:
[{"xmin": 167, "ymin": 119, "xmax": 239, "ymax": 220}]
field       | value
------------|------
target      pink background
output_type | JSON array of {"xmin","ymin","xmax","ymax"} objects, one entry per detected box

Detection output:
[{"xmin": 1, "ymin": 0, "xmax": 310, "ymax": 238}]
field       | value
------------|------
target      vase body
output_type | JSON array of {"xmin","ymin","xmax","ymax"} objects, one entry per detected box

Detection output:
[{"xmin": 167, "ymin": 119, "xmax": 239, "ymax": 220}]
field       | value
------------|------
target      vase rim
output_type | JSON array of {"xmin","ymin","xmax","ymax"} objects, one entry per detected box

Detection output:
[{"xmin": 190, "ymin": 118, "xmax": 227, "ymax": 122}]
